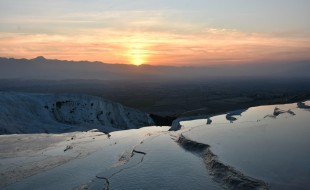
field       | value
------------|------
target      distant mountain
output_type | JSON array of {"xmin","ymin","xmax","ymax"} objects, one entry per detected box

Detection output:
[{"xmin": 0, "ymin": 56, "xmax": 309, "ymax": 80}]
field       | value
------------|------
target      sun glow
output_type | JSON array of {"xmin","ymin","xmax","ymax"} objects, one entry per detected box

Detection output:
[
  {"xmin": 132, "ymin": 57, "xmax": 144, "ymax": 66},
  {"xmin": 2, "ymin": 30, "xmax": 310, "ymax": 66},
  {"xmin": 130, "ymin": 48, "xmax": 146, "ymax": 66},
  {"xmin": 128, "ymin": 42, "xmax": 149, "ymax": 66}
]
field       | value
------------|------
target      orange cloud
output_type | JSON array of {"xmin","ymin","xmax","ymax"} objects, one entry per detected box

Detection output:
[{"xmin": 1, "ymin": 28, "xmax": 309, "ymax": 66}]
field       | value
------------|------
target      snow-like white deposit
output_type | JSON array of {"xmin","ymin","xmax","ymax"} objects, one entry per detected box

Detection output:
[
  {"xmin": 1, "ymin": 97, "xmax": 309, "ymax": 190},
  {"xmin": 0, "ymin": 92, "xmax": 154, "ymax": 134},
  {"xmin": 0, "ymin": 127, "xmax": 220, "ymax": 190}
]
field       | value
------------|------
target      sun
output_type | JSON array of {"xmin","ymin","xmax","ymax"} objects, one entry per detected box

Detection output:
[
  {"xmin": 126, "ymin": 38, "xmax": 151, "ymax": 66},
  {"xmin": 129, "ymin": 48, "xmax": 147, "ymax": 66},
  {"xmin": 132, "ymin": 57, "xmax": 144, "ymax": 66}
]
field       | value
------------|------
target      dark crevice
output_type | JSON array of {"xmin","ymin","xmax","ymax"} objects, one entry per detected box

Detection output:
[
  {"xmin": 74, "ymin": 146, "xmax": 148, "ymax": 190},
  {"xmin": 132, "ymin": 149, "xmax": 146, "ymax": 156},
  {"xmin": 177, "ymin": 134, "xmax": 269, "ymax": 190},
  {"xmin": 131, "ymin": 149, "xmax": 147, "ymax": 163},
  {"xmin": 109, "ymin": 149, "xmax": 146, "ymax": 178},
  {"xmin": 95, "ymin": 176, "xmax": 110, "ymax": 190},
  {"xmin": 93, "ymin": 148, "xmax": 147, "ymax": 189}
]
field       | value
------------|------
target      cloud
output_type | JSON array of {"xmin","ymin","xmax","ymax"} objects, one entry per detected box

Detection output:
[{"xmin": 1, "ymin": 8, "xmax": 310, "ymax": 66}]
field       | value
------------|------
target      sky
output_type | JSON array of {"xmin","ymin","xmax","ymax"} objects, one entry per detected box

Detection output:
[{"xmin": 0, "ymin": 0, "xmax": 310, "ymax": 66}]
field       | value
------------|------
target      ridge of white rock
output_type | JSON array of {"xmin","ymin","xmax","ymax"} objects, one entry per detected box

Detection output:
[{"xmin": 0, "ymin": 92, "xmax": 154, "ymax": 134}]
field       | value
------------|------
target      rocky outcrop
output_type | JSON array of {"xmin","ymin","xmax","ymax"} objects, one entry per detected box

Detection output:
[
  {"xmin": 297, "ymin": 102, "xmax": 310, "ymax": 110},
  {"xmin": 264, "ymin": 107, "xmax": 295, "ymax": 119}
]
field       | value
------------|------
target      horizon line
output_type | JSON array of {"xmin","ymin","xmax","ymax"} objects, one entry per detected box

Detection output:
[{"xmin": 1, "ymin": 56, "xmax": 310, "ymax": 68}]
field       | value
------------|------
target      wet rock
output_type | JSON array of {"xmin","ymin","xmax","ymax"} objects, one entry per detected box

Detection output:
[{"xmin": 64, "ymin": 145, "xmax": 73, "ymax": 152}]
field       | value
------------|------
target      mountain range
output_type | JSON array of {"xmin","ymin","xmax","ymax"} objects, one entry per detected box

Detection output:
[{"xmin": 1, "ymin": 56, "xmax": 309, "ymax": 81}]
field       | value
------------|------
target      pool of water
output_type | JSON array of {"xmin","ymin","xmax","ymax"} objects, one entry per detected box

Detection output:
[{"xmin": 182, "ymin": 101, "xmax": 310, "ymax": 190}]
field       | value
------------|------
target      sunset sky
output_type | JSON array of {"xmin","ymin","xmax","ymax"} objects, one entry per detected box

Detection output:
[{"xmin": 0, "ymin": 0, "xmax": 309, "ymax": 66}]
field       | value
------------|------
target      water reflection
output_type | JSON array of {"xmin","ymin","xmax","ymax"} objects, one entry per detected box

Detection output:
[{"xmin": 182, "ymin": 101, "xmax": 310, "ymax": 189}]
